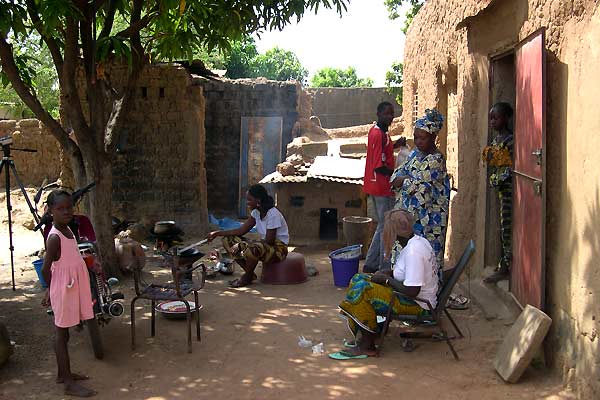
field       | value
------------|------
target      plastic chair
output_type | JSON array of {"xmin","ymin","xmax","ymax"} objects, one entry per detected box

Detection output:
[{"xmin": 378, "ymin": 240, "xmax": 476, "ymax": 360}]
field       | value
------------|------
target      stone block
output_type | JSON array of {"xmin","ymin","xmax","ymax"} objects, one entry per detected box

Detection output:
[
  {"xmin": 298, "ymin": 142, "xmax": 327, "ymax": 161},
  {"xmin": 494, "ymin": 305, "xmax": 552, "ymax": 383}
]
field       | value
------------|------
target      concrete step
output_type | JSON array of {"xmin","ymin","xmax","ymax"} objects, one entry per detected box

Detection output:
[{"xmin": 457, "ymin": 277, "xmax": 521, "ymax": 324}]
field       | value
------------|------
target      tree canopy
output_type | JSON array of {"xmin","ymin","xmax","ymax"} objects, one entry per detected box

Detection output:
[
  {"xmin": 384, "ymin": 0, "xmax": 425, "ymax": 34},
  {"xmin": 310, "ymin": 67, "xmax": 373, "ymax": 88},
  {"xmin": 0, "ymin": 0, "xmax": 348, "ymax": 276},
  {"xmin": 252, "ymin": 47, "xmax": 308, "ymax": 82},
  {"xmin": 197, "ymin": 37, "xmax": 307, "ymax": 82},
  {"xmin": 0, "ymin": 32, "xmax": 58, "ymax": 118},
  {"xmin": 385, "ymin": 61, "xmax": 403, "ymax": 104}
]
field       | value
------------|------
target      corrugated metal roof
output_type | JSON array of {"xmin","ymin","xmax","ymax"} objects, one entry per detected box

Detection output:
[
  {"xmin": 259, "ymin": 171, "xmax": 362, "ymax": 185},
  {"xmin": 310, "ymin": 176, "xmax": 363, "ymax": 185},
  {"xmin": 260, "ymin": 172, "xmax": 307, "ymax": 184},
  {"xmin": 307, "ymin": 156, "xmax": 365, "ymax": 180}
]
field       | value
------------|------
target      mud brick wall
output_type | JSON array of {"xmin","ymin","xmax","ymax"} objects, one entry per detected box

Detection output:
[
  {"xmin": 196, "ymin": 77, "xmax": 298, "ymax": 214},
  {"xmin": 276, "ymin": 181, "xmax": 366, "ymax": 242},
  {"xmin": 93, "ymin": 64, "xmax": 208, "ymax": 235},
  {"xmin": 404, "ymin": 0, "xmax": 600, "ymax": 396},
  {"xmin": 308, "ymin": 87, "xmax": 401, "ymax": 129},
  {"xmin": 0, "ymin": 119, "xmax": 61, "ymax": 188}
]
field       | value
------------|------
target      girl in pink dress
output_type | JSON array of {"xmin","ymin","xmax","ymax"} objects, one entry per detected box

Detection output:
[{"xmin": 41, "ymin": 190, "xmax": 96, "ymax": 397}]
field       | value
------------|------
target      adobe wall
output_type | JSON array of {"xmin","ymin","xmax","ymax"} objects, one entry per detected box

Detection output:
[
  {"xmin": 77, "ymin": 63, "xmax": 208, "ymax": 234},
  {"xmin": 404, "ymin": 0, "xmax": 600, "ymax": 396},
  {"xmin": 276, "ymin": 181, "xmax": 366, "ymax": 242},
  {"xmin": 0, "ymin": 119, "xmax": 61, "ymax": 189},
  {"xmin": 308, "ymin": 87, "xmax": 401, "ymax": 129},
  {"xmin": 197, "ymin": 77, "xmax": 299, "ymax": 214}
]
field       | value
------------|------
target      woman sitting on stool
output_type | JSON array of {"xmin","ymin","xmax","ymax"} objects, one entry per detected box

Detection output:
[{"xmin": 207, "ymin": 184, "xmax": 289, "ymax": 288}]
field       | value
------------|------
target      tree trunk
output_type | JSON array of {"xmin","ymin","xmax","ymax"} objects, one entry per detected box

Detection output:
[{"xmin": 85, "ymin": 152, "xmax": 119, "ymax": 278}]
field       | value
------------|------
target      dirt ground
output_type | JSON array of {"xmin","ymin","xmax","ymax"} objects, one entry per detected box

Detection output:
[{"xmin": 0, "ymin": 189, "xmax": 576, "ymax": 400}]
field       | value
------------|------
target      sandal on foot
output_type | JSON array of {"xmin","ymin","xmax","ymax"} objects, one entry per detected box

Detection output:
[
  {"xmin": 328, "ymin": 350, "xmax": 369, "ymax": 360},
  {"xmin": 447, "ymin": 294, "xmax": 470, "ymax": 310},
  {"xmin": 56, "ymin": 373, "xmax": 89, "ymax": 384},
  {"xmin": 63, "ymin": 383, "xmax": 97, "ymax": 398},
  {"xmin": 228, "ymin": 278, "xmax": 252, "ymax": 288}
]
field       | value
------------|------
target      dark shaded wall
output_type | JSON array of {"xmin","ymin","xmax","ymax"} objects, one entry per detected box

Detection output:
[{"xmin": 198, "ymin": 77, "xmax": 298, "ymax": 214}]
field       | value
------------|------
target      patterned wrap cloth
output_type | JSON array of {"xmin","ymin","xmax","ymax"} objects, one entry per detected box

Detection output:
[
  {"xmin": 339, "ymin": 273, "xmax": 429, "ymax": 336},
  {"xmin": 222, "ymin": 235, "xmax": 288, "ymax": 264},
  {"xmin": 482, "ymin": 132, "xmax": 514, "ymax": 270},
  {"xmin": 391, "ymin": 109, "xmax": 450, "ymax": 278}
]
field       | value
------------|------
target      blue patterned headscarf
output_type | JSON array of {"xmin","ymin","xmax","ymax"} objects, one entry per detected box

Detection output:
[{"xmin": 415, "ymin": 109, "xmax": 444, "ymax": 134}]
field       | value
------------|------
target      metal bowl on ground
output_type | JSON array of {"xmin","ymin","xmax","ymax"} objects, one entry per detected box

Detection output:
[
  {"xmin": 217, "ymin": 258, "xmax": 235, "ymax": 275},
  {"xmin": 155, "ymin": 301, "xmax": 202, "ymax": 320}
]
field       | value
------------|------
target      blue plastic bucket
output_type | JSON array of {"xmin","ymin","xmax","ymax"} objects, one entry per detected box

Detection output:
[
  {"xmin": 32, "ymin": 259, "xmax": 47, "ymax": 288},
  {"xmin": 329, "ymin": 245, "xmax": 362, "ymax": 287}
]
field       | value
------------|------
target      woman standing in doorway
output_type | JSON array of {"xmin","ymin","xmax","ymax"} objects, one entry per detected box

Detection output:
[
  {"xmin": 390, "ymin": 109, "xmax": 450, "ymax": 281},
  {"xmin": 482, "ymin": 102, "xmax": 514, "ymax": 283}
]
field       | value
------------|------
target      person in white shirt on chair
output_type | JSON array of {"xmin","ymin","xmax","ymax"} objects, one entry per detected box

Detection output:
[{"xmin": 329, "ymin": 209, "xmax": 438, "ymax": 359}]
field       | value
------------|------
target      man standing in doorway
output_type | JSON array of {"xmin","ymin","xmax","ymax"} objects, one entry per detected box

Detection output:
[{"xmin": 363, "ymin": 101, "xmax": 395, "ymax": 272}]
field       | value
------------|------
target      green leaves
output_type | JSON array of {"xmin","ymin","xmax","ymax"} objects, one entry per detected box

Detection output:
[
  {"xmin": 252, "ymin": 47, "xmax": 308, "ymax": 82},
  {"xmin": 96, "ymin": 35, "xmax": 132, "ymax": 64},
  {"xmin": 0, "ymin": 1, "xmax": 27, "ymax": 37},
  {"xmin": 310, "ymin": 67, "xmax": 373, "ymax": 88},
  {"xmin": 0, "ymin": 32, "xmax": 59, "ymax": 118},
  {"xmin": 0, "ymin": 0, "xmax": 349, "ymax": 119},
  {"xmin": 384, "ymin": 0, "xmax": 424, "ymax": 34},
  {"xmin": 385, "ymin": 61, "xmax": 403, "ymax": 104}
]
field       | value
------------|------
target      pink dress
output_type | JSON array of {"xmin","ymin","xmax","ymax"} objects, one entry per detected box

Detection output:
[{"xmin": 48, "ymin": 226, "xmax": 94, "ymax": 328}]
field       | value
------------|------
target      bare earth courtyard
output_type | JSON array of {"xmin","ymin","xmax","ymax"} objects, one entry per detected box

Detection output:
[{"xmin": 0, "ymin": 191, "xmax": 574, "ymax": 400}]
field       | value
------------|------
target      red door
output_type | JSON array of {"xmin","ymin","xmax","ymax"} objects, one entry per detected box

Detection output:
[{"xmin": 511, "ymin": 29, "xmax": 546, "ymax": 309}]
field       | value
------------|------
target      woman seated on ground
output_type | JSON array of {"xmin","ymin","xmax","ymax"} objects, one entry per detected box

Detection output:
[
  {"xmin": 207, "ymin": 184, "xmax": 289, "ymax": 288},
  {"xmin": 329, "ymin": 209, "xmax": 438, "ymax": 360}
]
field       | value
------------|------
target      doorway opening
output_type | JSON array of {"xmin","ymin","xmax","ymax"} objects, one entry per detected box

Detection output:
[
  {"xmin": 319, "ymin": 208, "xmax": 338, "ymax": 240},
  {"xmin": 485, "ymin": 51, "xmax": 516, "ymax": 278}
]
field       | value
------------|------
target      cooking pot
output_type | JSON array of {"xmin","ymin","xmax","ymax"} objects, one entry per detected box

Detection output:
[{"xmin": 154, "ymin": 221, "xmax": 177, "ymax": 235}]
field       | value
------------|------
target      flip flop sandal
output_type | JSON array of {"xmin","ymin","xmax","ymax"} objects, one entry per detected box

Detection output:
[
  {"xmin": 328, "ymin": 351, "xmax": 369, "ymax": 360},
  {"xmin": 227, "ymin": 273, "xmax": 258, "ymax": 287},
  {"xmin": 447, "ymin": 294, "xmax": 470, "ymax": 310},
  {"xmin": 228, "ymin": 278, "xmax": 252, "ymax": 288}
]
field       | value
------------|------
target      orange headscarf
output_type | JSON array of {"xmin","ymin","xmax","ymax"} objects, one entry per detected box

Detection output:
[{"xmin": 382, "ymin": 209, "xmax": 415, "ymax": 261}]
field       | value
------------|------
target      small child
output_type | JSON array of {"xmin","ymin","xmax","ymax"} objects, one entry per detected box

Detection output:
[
  {"xmin": 41, "ymin": 190, "xmax": 96, "ymax": 397},
  {"xmin": 207, "ymin": 184, "xmax": 289, "ymax": 288},
  {"xmin": 482, "ymin": 102, "xmax": 514, "ymax": 284}
]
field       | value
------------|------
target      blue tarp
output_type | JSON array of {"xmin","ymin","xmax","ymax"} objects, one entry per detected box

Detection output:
[{"xmin": 209, "ymin": 214, "xmax": 256, "ymax": 233}]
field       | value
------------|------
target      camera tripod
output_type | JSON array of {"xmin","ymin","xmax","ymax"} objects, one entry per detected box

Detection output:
[{"xmin": 1, "ymin": 141, "xmax": 40, "ymax": 290}]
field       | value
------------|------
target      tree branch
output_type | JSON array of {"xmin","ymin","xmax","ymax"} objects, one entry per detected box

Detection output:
[
  {"xmin": 77, "ymin": 0, "xmax": 94, "ymax": 83},
  {"xmin": 98, "ymin": 0, "xmax": 118, "ymax": 40},
  {"xmin": 104, "ymin": 0, "xmax": 146, "ymax": 153},
  {"xmin": 0, "ymin": 35, "xmax": 77, "ymax": 153},
  {"xmin": 115, "ymin": 12, "xmax": 155, "ymax": 38},
  {"xmin": 61, "ymin": 16, "xmax": 94, "ymax": 153},
  {"xmin": 25, "ymin": 0, "xmax": 64, "ymax": 83}
]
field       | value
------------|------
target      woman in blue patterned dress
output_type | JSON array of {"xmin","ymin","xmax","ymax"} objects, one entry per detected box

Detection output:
[{"xmin": 390, "ymin": 109, "xmax": 450, "ymax": 279}]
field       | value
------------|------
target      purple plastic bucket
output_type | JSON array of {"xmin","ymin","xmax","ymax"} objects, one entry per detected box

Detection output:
[{"xmin": 329, "ymin": 245, "xmax": 361, "ymax": 287}]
